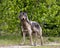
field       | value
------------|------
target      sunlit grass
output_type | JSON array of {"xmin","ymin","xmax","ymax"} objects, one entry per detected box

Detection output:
[
  {"xmin": 0, "ymin": 35, "xmax": 21, "ymax": 45},
  {"xmin": 0, "ymin": 35, "xmax": 60, "ymax": 46}
]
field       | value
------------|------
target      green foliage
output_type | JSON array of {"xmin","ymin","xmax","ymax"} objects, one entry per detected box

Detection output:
[{"xmin": 0, "ymin": 0, "xmax": 60, "ymax": 36}]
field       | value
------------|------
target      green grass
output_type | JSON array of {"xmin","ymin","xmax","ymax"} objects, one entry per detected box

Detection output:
[
  {"xmin": 0, "ymin": 35, "xmax": 21, "ymax": 45},
  {"xmin": 0, "ymin": 35, "xmax": 60, "ymax": 46},
  {"xmin": 43, "ymin": 37, "xmax": 60, "ymax": 43}
]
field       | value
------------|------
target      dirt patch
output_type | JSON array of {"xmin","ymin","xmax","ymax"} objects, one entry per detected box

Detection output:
[{"xmin": 0, "ymin": 43, "xmax": 60, "ymax": 48}]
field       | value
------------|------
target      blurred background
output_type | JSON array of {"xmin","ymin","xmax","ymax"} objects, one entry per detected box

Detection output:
[{"xmin": 0, "ymin": 0, "xmax": 60, "ymax": 45}]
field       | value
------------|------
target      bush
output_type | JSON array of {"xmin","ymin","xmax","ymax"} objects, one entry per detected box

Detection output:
[{"xmin": 0, "ymin": 0, "xmax": 60, "ymax": 36}]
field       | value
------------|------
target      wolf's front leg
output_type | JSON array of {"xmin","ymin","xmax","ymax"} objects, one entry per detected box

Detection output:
[
  {"xmin": 28, "ymin": 30, "xmax": 34, "ymax": 46},
  {"xmin": 22, "ymin": 32, "xmax": 26, "ymax": 44}
]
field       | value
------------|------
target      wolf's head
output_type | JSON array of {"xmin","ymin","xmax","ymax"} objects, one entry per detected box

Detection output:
[{"xmin": 19, "ymin": 12, "xmax": 28, "ymax": 21}]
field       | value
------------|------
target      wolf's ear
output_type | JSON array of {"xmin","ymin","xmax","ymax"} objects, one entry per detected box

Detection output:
[
  {"xmin": 20, "ymin": 11, "xmax": 23, "ymax": 13},
  {"xmin": 20, "ymin": 11, "xmax": 27, "ymax": 13}
]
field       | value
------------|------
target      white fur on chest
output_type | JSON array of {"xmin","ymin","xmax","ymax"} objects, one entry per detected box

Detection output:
[{"xmin": 22, "ymin": 21, "xmax": 32, "ymax": 32}]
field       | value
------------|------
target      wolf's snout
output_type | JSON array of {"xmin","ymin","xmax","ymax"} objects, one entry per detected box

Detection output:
[{"xmin": 22, "ymin": 18, "xmax": 24, "ymax": 20}]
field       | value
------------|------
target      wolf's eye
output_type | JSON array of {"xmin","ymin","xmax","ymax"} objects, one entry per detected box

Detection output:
[{"xmin": 24, "ymin": 13, "xmax": 27, "ymax": 15}]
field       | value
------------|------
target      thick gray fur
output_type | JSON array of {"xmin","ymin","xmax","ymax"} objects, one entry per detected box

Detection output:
[{"xmin": 19, "ymin": 12, "xmax": 43, "ymax": 46}]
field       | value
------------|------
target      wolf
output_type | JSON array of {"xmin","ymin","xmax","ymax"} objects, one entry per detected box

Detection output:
[{"xmin": 19, "ymin": 12, "xmax": 43, "ymax": 46}]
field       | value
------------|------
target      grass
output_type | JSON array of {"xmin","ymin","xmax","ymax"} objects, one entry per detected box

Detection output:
[
  {"xmin": 0, "ymin": 35, "xmax": 21, "ymax": 46},
  {"xmin": 0, "ymin": 35, "xmax": 60, "ymax": 46},
  {"xmin": 43, "ymin": 37, "xmax": 60, "ymax": 43}
]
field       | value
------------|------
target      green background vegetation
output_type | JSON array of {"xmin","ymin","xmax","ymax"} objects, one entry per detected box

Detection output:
[{"xmin": 0, "ymin": 0, "xmax": 60, "ymax": 37}]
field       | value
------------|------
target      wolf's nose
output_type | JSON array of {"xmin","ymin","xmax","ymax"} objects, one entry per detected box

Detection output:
[{"xmin": 22, "ymin": 18, "xmax": 24, "ymax": 20}]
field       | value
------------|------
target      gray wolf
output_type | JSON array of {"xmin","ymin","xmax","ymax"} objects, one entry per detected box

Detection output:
[{"xmin": 19, "ymin": 12, "xmax": 43, "ymax": 46}]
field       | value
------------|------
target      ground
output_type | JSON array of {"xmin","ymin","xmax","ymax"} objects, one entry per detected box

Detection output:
[
  {"xmin": 0, "ymin": 45, "xmax": 60, "ymax": 48},
  {"xmin": 0, "ymin": 35, "xmax": 60, "ymax": 48}
]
